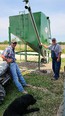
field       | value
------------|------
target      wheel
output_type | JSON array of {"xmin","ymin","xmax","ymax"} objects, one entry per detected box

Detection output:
[
  {"xmin": 0, "ymin": 84, "xmax": 6, "ymax": 104},
  {"xmin": 41, "ymin": 58, "xmax": 47, "ymax": 64}
]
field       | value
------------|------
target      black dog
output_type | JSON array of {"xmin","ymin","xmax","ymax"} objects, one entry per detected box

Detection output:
[{"xmin": 3, "ymin": 94, "xmax": 39, "ymax": 116}]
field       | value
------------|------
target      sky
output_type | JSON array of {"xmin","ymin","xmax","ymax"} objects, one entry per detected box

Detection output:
[{"xmin": 0, "ymin": 0, "xmax": 65, "ymax": 42}]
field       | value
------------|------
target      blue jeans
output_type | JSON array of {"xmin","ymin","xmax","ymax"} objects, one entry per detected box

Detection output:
[
  {"xmin": 52, "ymin": 58, "xmax": 61, "ymax": 79},
  {"xmin": 9, "ymin": 62, "xmax": 27, "ymax": 92}
]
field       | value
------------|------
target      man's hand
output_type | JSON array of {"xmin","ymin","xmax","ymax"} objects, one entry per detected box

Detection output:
[
  {"xmin": 40, "ymin": 43, "xmax": 48, "ymax": 49},
  {"xmin": 7, "ymin": 58, "xmax": 13, "ymax": 63},
  {"xmin": 57, "ymin": 58, "xmax": 60, "ymax": 62},
  {"xmin": 1, "ymin": 55, "xmax": 13, "ymax": 63},
  {"xmin": 39, "ymin": 43, "xmax": 42, "ymax": 49}
]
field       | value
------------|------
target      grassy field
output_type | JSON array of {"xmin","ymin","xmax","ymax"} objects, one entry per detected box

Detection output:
[
  {"xmin": 0, "ymin": 44, "xmax": 33, "ymax": 52},
  {"xmin": 0, "ymin": 62, "xmax": 64, "ymax": 116},
  {"xmin": 0, "ymin": 44, "xmax": 64, "ymax": 116},
  {"xmin": 0, "ymin": 44, "xmax": 65, "ymax": 53}
]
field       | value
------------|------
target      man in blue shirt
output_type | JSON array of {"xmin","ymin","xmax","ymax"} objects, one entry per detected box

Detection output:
[
  {"xmin": 41, "ymin": 38, "xmax": 62, "ymax": 80},
  {"xmin": 1, "ymin": 39, "xmax": 29, "ymax": 93}
]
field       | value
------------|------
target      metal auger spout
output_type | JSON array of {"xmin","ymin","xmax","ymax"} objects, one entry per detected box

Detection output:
[
  {"xmin": 23, "ymin": 0, "xmax": 29, "ymax": 4},
  {"xmin": 23, "ymin": 0, "xmax": 44, "ymax": 56}
]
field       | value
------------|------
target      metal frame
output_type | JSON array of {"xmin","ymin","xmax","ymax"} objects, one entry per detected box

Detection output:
[{"xmin": 8, "ymin": 29, "xmax": 41, "ymax": 69}]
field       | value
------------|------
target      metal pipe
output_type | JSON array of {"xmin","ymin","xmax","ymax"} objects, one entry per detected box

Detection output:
[
  {"xmin": 28, "ymin": 7, "xmax": 41, "ymax": 44},
  {"xmin": 23, "ymin": 0, "xmax": 42, "ymax": 45},
  {"xmin": 23, "ymin": 0, "xmax": 44, "ymax": 57}
]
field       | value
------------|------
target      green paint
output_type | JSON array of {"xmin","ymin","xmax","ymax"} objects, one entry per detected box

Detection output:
[{"xmin": 9, "ymin": 12, "xmax": 51, "ymax": 55}]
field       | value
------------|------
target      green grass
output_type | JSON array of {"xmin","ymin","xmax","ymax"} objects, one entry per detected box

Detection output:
[
  {"xmin": 0, "ymin": 44, "xmax": 64, "ymax": 115},
  {"xmin": 61, "ymin": 58, "xmax": 65, "ymax": 71},
  {"xmin": 62, "ymin": 49, "xmax": 65, "ymax": 54},
  {"xmin": 0, "ymin": 44, "xmax": 34, "ymax": 52},
  {"xmin": 0, "ymin": 71, "xmax": 63, "ymax": 116}
]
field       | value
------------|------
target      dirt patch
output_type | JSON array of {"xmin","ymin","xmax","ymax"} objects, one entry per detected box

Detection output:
[{"xmin": 18, "ymin": 61, "xmax": 52, "ymax": 72}]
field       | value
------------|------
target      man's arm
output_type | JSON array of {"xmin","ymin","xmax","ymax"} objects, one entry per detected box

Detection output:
[
  {"xmin": 41, "ymin": 43, "xmax": 49, "ymax": 49},
  {"xmin": 57, "ymin": 44, "xmax": 62, "ymax": 62},
  {"xmin": 57, "ymin": 52, "xmax": 61, "ymax": 62},
  {"xmin": 1, "ymin": 54, "xmax": 8, "ymax": 61},
  {"xmin": 1, "ymin": 54, "xmax": 13, "ymax": 63}
]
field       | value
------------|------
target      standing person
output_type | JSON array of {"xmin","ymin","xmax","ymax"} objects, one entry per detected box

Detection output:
[
  {"xmin": 1, "ymin": 39, "xmax": 29, "ymax": 93},
  {"xmin": 41, "ymin": 38, "xmax": 62, "ymax": 80}
]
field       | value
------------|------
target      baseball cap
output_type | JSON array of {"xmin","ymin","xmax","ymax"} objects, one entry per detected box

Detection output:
[
  {"xmin": 11, "ymin": 39, "xmax": 17, "ymax": 44},
  {"xmin": 52, "ymin": 38, "xmax": 56, "ymax": 41}
]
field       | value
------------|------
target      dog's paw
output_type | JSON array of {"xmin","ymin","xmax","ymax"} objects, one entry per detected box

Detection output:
[{"xmin": 34, "ymin": 108, "xmax": 40, "ymax": 111}]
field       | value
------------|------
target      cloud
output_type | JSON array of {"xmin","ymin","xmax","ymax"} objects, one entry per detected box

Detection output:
[
  {"xmin": 0, "ymin": 18, "xmax": 9, "ymax": 41},
  {"xmin": 50, "ymin": 13, "xmax": 65, "ymax": 36},
  {"xmin": 0, "ymin": 18, "xmax": 9, "ymax": 29}
]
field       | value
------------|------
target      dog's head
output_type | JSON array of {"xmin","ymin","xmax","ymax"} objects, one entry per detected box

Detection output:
[{"xmin": 23, "ymin": 94, "xmax": 36, "ymax": 105}]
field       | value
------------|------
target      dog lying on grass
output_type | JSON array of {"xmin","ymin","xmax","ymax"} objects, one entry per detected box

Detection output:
[{"xmin": 3, "ymin": 94, "xmax": 39, "ymax": 116}]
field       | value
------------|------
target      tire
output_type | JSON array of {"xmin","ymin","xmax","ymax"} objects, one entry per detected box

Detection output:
[
  {"xmin": 41, "ymin": 58, "xmax": 47, "ymax": 64},
  {"xmin": 0, "ymin": 84, "xmax": 6, "ymax": 104}
]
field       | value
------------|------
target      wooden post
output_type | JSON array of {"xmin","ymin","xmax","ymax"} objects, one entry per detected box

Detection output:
[
  {"xmin": 25, "ymin": 43, "xmax": 27, "ymax": 62},
  {"xmin": 64, "ymin": 66, "xmax": 65, "ymax": 72}
]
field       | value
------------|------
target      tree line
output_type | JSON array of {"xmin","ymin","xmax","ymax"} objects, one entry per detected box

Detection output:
[
  {"xmin": 0, "ymin": 40, "xmax": 21, "ymax": 44},
  {"xmin": 0, "ymin": 40, "xmax": 65, "ymax": 45}
]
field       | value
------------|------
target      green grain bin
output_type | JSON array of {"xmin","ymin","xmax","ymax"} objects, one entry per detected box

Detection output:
[{"xmin": 9, "ymin": 12, "xmax": 51, "ymax": 55}]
